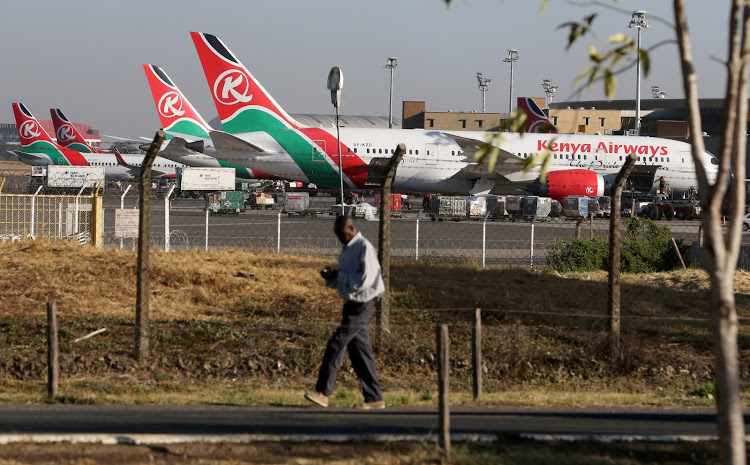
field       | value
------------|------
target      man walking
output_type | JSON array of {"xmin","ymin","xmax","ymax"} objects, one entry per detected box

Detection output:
[{"xmin": 305, "ymin": 215, "xmax": 386, "ymax": 410}]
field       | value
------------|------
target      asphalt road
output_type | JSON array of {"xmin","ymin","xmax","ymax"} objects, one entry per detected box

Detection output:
[
  {"xmin": 101, "ymin": 194, "xmax": 712, "ymax": 265},
  {"xmin": 0, "ymin": 405, "xmax": 740, "ymax": 441}
]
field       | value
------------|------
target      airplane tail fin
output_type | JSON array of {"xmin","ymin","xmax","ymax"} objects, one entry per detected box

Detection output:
[
  {"xmin": 190, "ymin": 31, "xmax": 303, "ymax": 134},
  {"xmin": 517, "ymin": 98, "xmax": 558, "ymax": 134},
  {"xmin": 13, "ymin": 103, "xmax": 58, "ymax": 148},
  {"xmin": 50, "ymin": 108, "xmax": 97, "ymax": 153},
  {"xmin": 143, "ymin": 64, "xmax": 213, "ymax": 140}
]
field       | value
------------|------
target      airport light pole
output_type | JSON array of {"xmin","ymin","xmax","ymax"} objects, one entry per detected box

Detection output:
[
  {"xmin": 651, "ymin": 85, "xmax": 666, "ymax": 99},
  {"xmin": 327, "ymin": 67, "xmax": 345, "ymax": 214},
  {"xmin": 503, "ymin": 49, "xmax": 519, "ymax": 114},
  {"xmin": 629, "ymin": 10, "xmax": 648, "ymax": 135},
  {"xmin": 542, "ymin": 78, "xmax": 557, "ymax": 109},
  {"xmin": 477, "ymin": 72, "xmax": 491, "ymax": 113},
  {"xmin": 385, "ymin": 57, "xmax": 398, "ymax": 129}
]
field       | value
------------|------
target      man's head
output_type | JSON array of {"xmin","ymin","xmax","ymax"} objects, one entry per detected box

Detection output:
[{"xmin": 334, "ymin": 215, "xmax": 357, "ymax": 244}]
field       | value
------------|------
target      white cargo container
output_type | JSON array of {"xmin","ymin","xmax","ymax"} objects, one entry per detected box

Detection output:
[
  {"xmin": 177, "ymin": 167, "xmax": 235, "ymax": 191},
  {"xmin": 44, "ymin": 166, "xmax": 106, "ymax": 189}
]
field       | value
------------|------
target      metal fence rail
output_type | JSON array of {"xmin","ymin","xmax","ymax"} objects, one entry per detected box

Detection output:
[{"xmin": 0, "ymin": 194, "xmax": 93, "ymax": 243}]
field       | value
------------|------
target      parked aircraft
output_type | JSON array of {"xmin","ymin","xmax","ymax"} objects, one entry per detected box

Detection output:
[
  {"xmin": 49, "ymin": 109, "xmax": 111, "ymax": 153},
  {"xmin": 11, "ymin": 103, "xmax": 183, "ymax": 178},
  {"xmin": 189, "ymin": 32, "xmax": 718, "ymax": 200},
  {"xmin": 142, "ymin": 63, "xmax": 275, "ymax": 181},
  {"xmin": 517, "ymin": 98, "xmax": 558, "ymax": 134}
]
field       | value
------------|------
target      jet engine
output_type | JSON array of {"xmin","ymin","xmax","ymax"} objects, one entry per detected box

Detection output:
[{"xmin": 528, "ymin": 169, "xmax": 605, "ymax": 201}]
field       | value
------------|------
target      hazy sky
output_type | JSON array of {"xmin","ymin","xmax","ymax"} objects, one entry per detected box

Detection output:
[{"xmin": 2, "ymin": 0, "xmax": 730, "ymax": 138}]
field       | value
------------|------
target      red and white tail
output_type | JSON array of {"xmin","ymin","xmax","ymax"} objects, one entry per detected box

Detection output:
[
  {"xmin": 518, "ymin": 97, "xmax": 557, "ymax": 134},
  {"xmin": 190, "ymin": 31, "xmax": 302, "ymax": 132},
  {"xmin": 13, "ymin": 103, "xmax": 58, "ymax": 147},
  {"xmin": 142, "ymin": 63, "xmax": 212, "ymax": 138},
  {"xmin": 50, "ymin": 108, "xmax": 101, "ymax": 153}
]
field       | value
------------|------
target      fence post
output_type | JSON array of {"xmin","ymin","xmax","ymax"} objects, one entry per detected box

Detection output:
[
  {"xmin": 277, "ymin": 211, "xmax": 281, "ymax": 254},
  {"xmin": 164, "ymin": 184, "xmax": 175, "ymax": 252},
  {"xmin": 590, "ymin": 214, "xmax": 594, "ymax": 239},
  {"xmin": 47, "ymin": 301, "xmax": 59, "ymax": 399},
  {"xmin": 529, "ymin": 220, "xmax": 535, "ymax": 271},
  {"xmin": 472, "ymin": 308, "xmax": 482, "ymax": 400},
  {"xmin": 135, "ymin": 131, "xmax": 166, "ymax": 362},
  {"xmin": 437, "ymin": 324, "xmax": 450, "ymax": 459},
  {"xmin": 575, "ymin": 219, "xmax": 582, "ymax": 239},
  {"xmin": 90, "ymin": 182, "xmax": 103, "ymax": 248},
  {"xmin": 415, "ymin": 215, "xmax": 420, "ymax": 261},
  {"xmin": 30, "ymin": 186, "xmax": 42, "ymax": 239},
  {"xmin": 205, "ymin": 208, "xmax": 209, "ymax": 252},
  {"xmin": 377, "ymin": 144, "xmax": 406, "ymax": 347},
  {"xmin": 119, "ymin": 184, "xmax": 132, "ymax": 250},
  {"xmin": 482, "ymin": 217, "xmax": 487, "ymax": 269}
]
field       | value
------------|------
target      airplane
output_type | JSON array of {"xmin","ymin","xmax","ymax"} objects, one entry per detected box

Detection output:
[
  {"xmin": 142, "ymin": 63, "xmax": 276, "ymax": 181},
  {"xmin": 190, "ymin": 31, "xmax": 718, "ymax": 200},
  {"xmin": 49, "ymin": 108, "xmax": 111, "ymax": 153},
  {"xmin": 517, "ymin": 98, "xmax": 558, "ymax": 134},
  {"xmin": 11, "ymin": 103, "xmax": 184, "ymax": 179}
]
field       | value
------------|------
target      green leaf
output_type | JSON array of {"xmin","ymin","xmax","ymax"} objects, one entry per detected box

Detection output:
[
  {"xmin": 539, "ymin": 0, "xmax": 548, "ymax": 14},
  {"xmin": 604, "ymin": 69, "xmax": 616, "ymax": 100},
  {"xmin": 573, "ymin": 66, "xmax": 595, "ymax": 87},
  {"xmin": 608, "ymin": 33, "xmax": 629, "ymax": 44},
  {"xmin": 639, "ymin": 49, "xmax": 651, "ymax": 76}
]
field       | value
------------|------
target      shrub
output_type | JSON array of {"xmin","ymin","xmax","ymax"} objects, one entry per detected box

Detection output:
[
  {"xmin": 548, "ymin": 217, "xmax": 683, "ymax": 273},
  {"xmin": 548, "ymin": 237, "xmax": 609, "ymax": 272}
]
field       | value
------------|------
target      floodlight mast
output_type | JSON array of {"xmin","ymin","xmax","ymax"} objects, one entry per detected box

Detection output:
[
  {"xmin": 542, "ymin": 79, "xmax": 557, "ymax": 109},
  {"xmin": 629, "ymin": 10, "xmax": 649, "ymax": 135},
  {"xmin": 385, "ymin": 57, "xmax": 398, "ymax": 129},
  {"xmin": 477, "ymin": 72, "xmax": 491, "ymax": 113},
  {"xmin": 327, "ymin": 66, "xmax": 345, "ymax": 214},
  {"xmin": 503, "ymin": 49, "xmax": 519, "ymax": 114}
]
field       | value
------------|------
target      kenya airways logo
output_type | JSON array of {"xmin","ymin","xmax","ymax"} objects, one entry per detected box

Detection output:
[
  {"xmin": 158, "ymin": 91, "xmax": 185, "ymax": 118},
  {"xmin": 213, "ymin": 70, "xmax": 253, "ymax": 105},
  {"xmin": 56, "ymin": 124, "xmax": 76, "ymax": 142},
  {"xmin": 19, "ymin": 120, "xmax": 41, "ymax": 139}
]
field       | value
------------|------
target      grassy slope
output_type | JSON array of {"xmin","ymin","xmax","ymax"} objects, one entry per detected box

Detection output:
[{"xmin": 1, "ymin": 240, "xmax": 748, "ymax": 407}]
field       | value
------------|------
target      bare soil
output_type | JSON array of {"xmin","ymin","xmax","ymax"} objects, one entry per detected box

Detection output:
[{"xmin": 0, "ymin": 240, "xmax": 749, "ymax": 405}]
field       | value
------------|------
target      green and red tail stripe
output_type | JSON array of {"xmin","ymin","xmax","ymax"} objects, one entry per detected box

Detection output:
[{"xmin": 13, "ymin": 103, "xmax": 90, "ymax": 166}]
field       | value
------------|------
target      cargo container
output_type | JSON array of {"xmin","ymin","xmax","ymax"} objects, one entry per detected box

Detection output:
[
  {"xmin": 30, "ymin": 165, "xmax": 106, "ymax": 191},
  {"xmin": 428, "ymin": 196, "xmax": 467, "ymax": 221},
  {"xmin": 177, "ymin": 167, "xmax": 236, "ymax": 191},
  {"xmin": 465, "ymin": 196, "xmax": 488, "ymax": 218},
  {"xmin": 562, "ymin": 195, "xmax": 589, "ymax": 217},
  {"xmin": 596, "ymin": 196, "xmax": 612, "ymax": 217},
  {"xmin": 522, "ymin": 196, "xmax": 552, "ymax": 218},
  {"xmin": 486, "ymin": 195, "xmax": 507, "ymax": 219},
  {"xmin": 374, "ymin": 193, "xmax": 403, "ymax": 216},
  {"xmin": 206, "ymin": 190, "xmax": 245, "ymax": 215},
  {"xmin": 282, "ymin": 192, "xmax": 321, "ymax": 217},
  {"xmin": 505, "ymin": 196, "xmax": 524, "ymax": 214}
]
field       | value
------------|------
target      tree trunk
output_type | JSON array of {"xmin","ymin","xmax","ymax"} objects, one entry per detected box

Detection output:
[{"xmin": 674, "ymin": 1, "xmax": 748, "ymax": 463}]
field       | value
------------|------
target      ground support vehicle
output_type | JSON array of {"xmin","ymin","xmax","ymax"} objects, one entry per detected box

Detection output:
[{"xmin": 206, "ymin": 191, "xmax": 245, "ymax": 215}]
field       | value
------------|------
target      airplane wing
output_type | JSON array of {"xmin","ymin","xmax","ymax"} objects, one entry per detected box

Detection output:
[
  {"xmin": 209, "ymin": 131, "xmax": 275, "ymax": 155},
  {"xmin": 444, "ymin": 132, "xmax": 524, "ymax": 178}
]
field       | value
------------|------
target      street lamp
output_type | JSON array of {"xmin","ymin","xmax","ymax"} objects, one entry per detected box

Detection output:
[
  {"xmin": 651, "ymin": 85, "xmax": 666, "ymax": 99},
  {"xmin": 503, "ymin": 49, "xmax": 519, "ymax": 114},
  {"xmin": 477, "ymin": 72, "xmax": 491, "ymax": 113},
  {"xmin": 629, "ymin": 10, "xmax": 649, "ymax": 135},
  {"xmin": 542, "ymin": 78, "xmax": 557, "ymax": 109},
  {"xmin": 385, "ymin": 57, "xmax": 398, "ymax": 129},
  {"xmin": 327, "ymin": 66, "xmax": 345, "ymax": 214}
]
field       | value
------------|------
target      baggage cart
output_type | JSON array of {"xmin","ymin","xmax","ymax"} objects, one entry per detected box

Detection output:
[
  {"xmin": 522, "ymin": 196, "xmax": 552, "ymax": 219},
  {"xmin": 206, "ymin": 191, "xmax": 245, "ymax": 215},
  {"xmin": 428, "ymin": 196, "xmax": 467, "ymax": 221},
  {"xmin": 562, "ymin": 195, "xmax": 589, "ymax": 218},
  {"xmin": 465, "ymin": 196, "xmax": 488, "ymax": 218},
  {"xmin": 282, "ymin": 192, "xmax": 319, "ymax": 217}
]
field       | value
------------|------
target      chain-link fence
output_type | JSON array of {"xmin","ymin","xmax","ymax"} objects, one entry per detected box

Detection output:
[{"xmin": 1, "ymin": 169, "xmax": 736, "ymax": 267}]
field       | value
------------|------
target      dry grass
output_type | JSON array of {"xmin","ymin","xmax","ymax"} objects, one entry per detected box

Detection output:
[{"xmin": 1, "ymin": 240, "xmax": 749, "ymax": 407}]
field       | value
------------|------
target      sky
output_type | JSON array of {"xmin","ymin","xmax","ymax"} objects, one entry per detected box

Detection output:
[{"xmin": 1, "ymin": 0, "xmax": 731, "ymax": 139}]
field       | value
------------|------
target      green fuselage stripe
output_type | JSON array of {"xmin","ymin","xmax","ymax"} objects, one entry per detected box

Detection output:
[{"xmin": 223, "ymin": 109, "xmax": 340, "ymax": 187}]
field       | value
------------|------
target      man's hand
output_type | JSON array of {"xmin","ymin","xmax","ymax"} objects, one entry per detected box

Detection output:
[{"xmin": 320, "ymin": 266, "xmax": 338, "ymax": 280}]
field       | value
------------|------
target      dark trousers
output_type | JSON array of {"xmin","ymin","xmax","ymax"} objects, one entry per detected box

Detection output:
[{"xmin": 315, "ymin": 299, "xmax": 383, "ymax": 402}]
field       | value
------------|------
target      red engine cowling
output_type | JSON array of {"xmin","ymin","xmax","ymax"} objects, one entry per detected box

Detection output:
[{"xmin": 533, "ymin": 169, "xmax": 605, "ymax": 201}]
